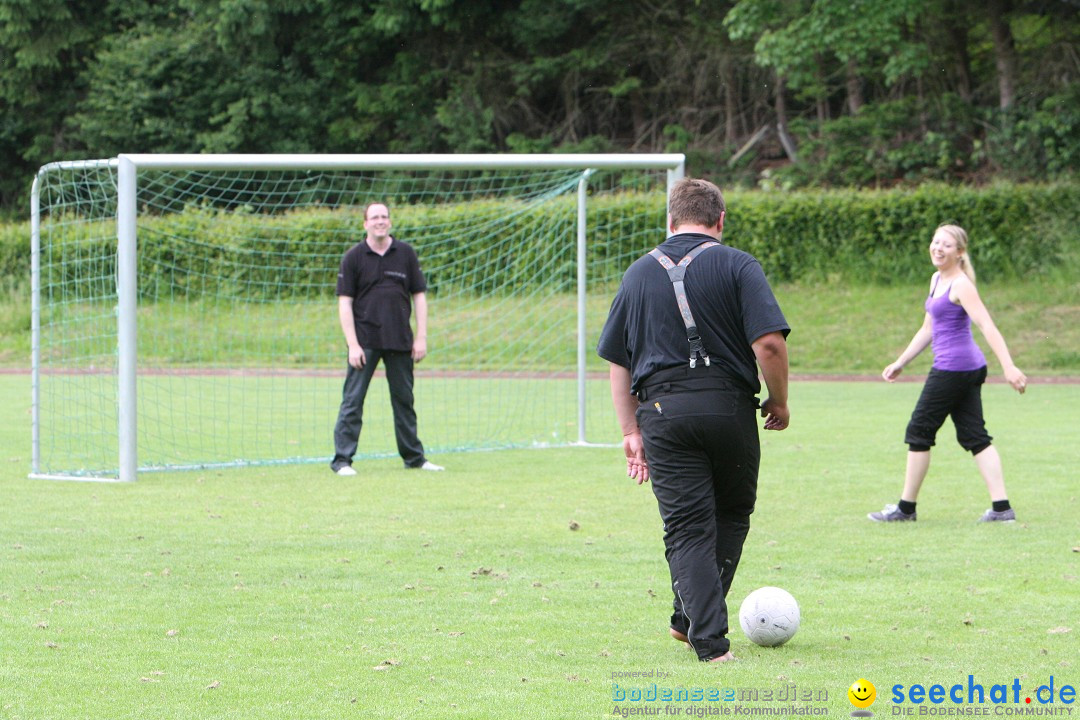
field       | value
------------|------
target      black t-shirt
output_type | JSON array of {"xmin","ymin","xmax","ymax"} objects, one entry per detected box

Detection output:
[
  {"xmin": 597, "ymin": 232, "xmax": 789, "ymax": 396},
  {"xmin": 336, "ymin": 238, "xmax": 427, "ymax": 351}
]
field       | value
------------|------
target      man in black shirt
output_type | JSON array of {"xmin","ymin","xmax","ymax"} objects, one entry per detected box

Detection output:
[
  {"xmin": 331, "ymin": 202, "xmax": 443, "ymax": 475},
  {"xmin": 597, "ymin": 178, "xmax": 790, "ymax": 663}
]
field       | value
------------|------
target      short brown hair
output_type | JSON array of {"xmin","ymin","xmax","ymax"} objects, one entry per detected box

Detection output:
[{"xmin": 668, "ymin": 178, "xmax": 725, "ymax": 229}]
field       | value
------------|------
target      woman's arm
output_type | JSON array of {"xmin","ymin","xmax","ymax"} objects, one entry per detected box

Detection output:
[
  {"xmin": 883, "ymin": 312, "xmax": 933, "ymax": 382},
  {"xmin": 953, "ymin": 280, "xmax": 1027, "ymax": 393}
]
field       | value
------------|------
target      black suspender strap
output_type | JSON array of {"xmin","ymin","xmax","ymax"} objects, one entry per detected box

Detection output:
[{"xmin": 648, "ymin": 241, "xmax": 721, "ymax": 368}]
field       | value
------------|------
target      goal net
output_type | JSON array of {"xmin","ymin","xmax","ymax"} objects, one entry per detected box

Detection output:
[{"xmin": 31, "ymin": 154, "xmax": 683, "ymax": 480}]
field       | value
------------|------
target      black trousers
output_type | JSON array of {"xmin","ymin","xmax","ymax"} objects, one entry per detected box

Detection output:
[
  {"xmin": 905, "ymin": 366, "xmax": 992, "ymax": 453},
  {"xmin": 331, "ymin": 349, "xmax": 426, "ymax": 470},
  {"xmin": 636, "ymin": 382, "xmax": 760, "ymax": 661}
]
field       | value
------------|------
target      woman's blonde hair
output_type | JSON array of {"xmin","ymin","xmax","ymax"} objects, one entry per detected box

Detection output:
[{"xmin": 936, "ymin": 224, "xmax": 976, "ymax": 283}]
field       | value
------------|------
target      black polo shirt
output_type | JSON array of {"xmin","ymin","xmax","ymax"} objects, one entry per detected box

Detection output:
[
  {"xmin": 336, "ymin": 238, "xmax": 427, "ymax": 351},
  {"xmin": 597, "ymin": 232, "xmax": 789, "ymax": 396}
]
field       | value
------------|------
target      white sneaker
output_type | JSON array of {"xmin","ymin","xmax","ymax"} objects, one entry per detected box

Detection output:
[
  {"xmin": 420, "ymin": 461, "xmax": 444, "ymax": 471},
  {"xmin": 335, "ymin": 466, "xmax": 357, "ymax": 476}
]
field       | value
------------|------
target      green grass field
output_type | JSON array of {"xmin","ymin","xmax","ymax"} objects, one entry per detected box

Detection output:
[{"xmin": 1, "ymin": 374, "xmax": 1076, "ymax": 719}]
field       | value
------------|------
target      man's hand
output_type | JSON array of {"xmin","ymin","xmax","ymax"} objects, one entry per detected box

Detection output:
[
  {"xmin": 412, "ymin": 338, "xmax": 427, "ymax": 362},
  {"xmin": 751, "ymin": 331, "xmax": 789, "ymax": 432},
  {"xmin": 348, "ymin": 345, "xmax": 366, "ymax": 369},
  {"xmin": 623, "ymin": 430, "xmax": 649, "ymax": 484},
  {"xmin": 760, "ymin": 397, "xmax": 789, "ymax": 431}
]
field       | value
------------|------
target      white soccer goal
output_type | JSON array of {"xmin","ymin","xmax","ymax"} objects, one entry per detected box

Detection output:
[{"xmin": 31, "ymin": 154, "xmax": 685, "ymax": 481}]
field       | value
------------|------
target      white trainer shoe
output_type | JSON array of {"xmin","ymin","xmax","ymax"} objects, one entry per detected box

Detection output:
[
  {"xmin": 335, "ymin": 466, "xmax": 357, "ymax": 476},
  {"xmin": 420, "ymin": 461, "xmax": 444, "ymax": 471}
]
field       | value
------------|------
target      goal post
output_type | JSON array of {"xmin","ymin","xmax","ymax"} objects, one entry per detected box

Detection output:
[{"xmin": 32, "ymin": 153, "xmax": 685, "ymax": 482}]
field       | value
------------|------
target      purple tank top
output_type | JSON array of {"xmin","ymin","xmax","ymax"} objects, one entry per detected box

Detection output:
[{"xmin": 926, "ymin": 278, "xmax": 986, "ymax": 371}]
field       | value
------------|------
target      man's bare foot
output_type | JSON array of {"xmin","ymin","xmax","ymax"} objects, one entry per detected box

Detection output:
[
  {"xmin": 670, "ymin": 628, "xmax": 689, "ymax": 644},
  {"xmin": 708, "ymin": 651, "xmax": 736, "ymax": 663}
]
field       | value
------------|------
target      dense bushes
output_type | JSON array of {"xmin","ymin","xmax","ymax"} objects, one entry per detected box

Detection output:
[
  {"xmin": 0, "ymin": 221, "xmax": 27, "ymax": 282},
  {"xmin": 726, "ymin": 183, "xmax": 1080, "ymax": 284},
  {"xmin": 4, "ymin": 183, "xmax": 1077, "ymax": 300}
]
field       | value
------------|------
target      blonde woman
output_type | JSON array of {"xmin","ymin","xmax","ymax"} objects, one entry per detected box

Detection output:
[{"xmin": 869, "ymin": 224, "xmax": 1027, "ymax": 523}]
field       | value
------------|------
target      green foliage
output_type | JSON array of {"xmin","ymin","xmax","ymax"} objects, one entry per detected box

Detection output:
[
  {"xmin": 729, "ymin": 183, "xmax": 1080, "ymax": 284},
  {"xmin": 774, "ymin": 86, "xmax": 1080, "ymax": 189},
  {"xmin": 983, "ymin": 85, "xmax": 1080, "ymax": 179},
  {"xmin": 71, "ymin": 23, "xmax": 219, "ymax": 153},
  {"xmin": 435, "ymin": 82, "xmax": 496, "ymax": 153},
  {"xmin": 0, "ymin": 276, "xmax": 30, "ymax": 359},
  {"xmin": 0, "ymin": 222, "xmax": 32, "ymax": 362},
  {"xmin": 3, "ymin": 0, "xmax": 1080, "ymax": 212},
  {"xmin": 0, "ymin": 219, "xmax": 28, "ymax": 280},
  {"xmin": 7, "ymin": 184, "xmax": 1079, "ymax": 303},
  {"xmin": 772, "ymin": 96, "xmax": 974, "ymax": 187},
  {"xmin": 724, "ymin": 0, "xmax": 926, "ymax": 90}
]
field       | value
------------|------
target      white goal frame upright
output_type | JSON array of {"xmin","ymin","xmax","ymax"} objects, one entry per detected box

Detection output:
[{"xmin": 31, "ymin": 153, "xmax": 685, "ymax": 482}]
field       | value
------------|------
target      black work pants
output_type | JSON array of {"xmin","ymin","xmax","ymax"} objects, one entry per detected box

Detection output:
[
  {"xmin": 636, "ymin": 385, "xmax": 759, "ymax": 661},
  {"xmin": 331, "ymin": 349, "xmax": 426, "ymax": 470}
]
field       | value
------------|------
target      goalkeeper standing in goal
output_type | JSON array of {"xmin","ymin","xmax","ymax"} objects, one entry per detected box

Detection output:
[
  {"xmin": 597, "ymin": 178, "xmax": 790, "ymax": 663},
  {"xmin": 331, "ymin": 202, "xmax": 444, "ymax": 475}
]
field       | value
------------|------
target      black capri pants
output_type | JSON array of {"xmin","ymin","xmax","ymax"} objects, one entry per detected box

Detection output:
[{"xmin": 905, "ymin": 366, "xmax": 992, "ymax": 454}]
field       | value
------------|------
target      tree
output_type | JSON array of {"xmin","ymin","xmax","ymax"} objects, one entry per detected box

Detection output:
[
  {"xmin": 0, "ymin": 0, "xmax": 1077, "ymax": 210},
  {"xmin": 0, "ymin": 0, "xmax": 111, "ymax": 205},
  {"xmin": 726, "ymin": 0, "xmax": 930, "ymax": 113},
  {"xmin": 985, "ymin": 0, "xmax": 1019, "ymax": 109}
]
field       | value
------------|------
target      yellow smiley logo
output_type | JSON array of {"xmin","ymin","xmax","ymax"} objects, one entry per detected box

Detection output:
[{"xmin": 848, "ymin": 679, "xmax": 877, "ymax": 709}]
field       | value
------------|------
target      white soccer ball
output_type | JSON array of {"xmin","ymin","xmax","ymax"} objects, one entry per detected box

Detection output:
[{"xmin": 738, "ymin": 586, "xmax": 800, "ymax": 647}]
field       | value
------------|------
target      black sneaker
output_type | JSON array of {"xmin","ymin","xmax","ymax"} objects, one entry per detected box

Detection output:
[{"xmin": 868, "ymin": 503, "xmax": 916, "ymax": 522}]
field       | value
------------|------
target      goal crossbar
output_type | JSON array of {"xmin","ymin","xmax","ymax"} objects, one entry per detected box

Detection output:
[{"xmin": 116, "ymin": 153, "xmax": 686, "ymax": 172}]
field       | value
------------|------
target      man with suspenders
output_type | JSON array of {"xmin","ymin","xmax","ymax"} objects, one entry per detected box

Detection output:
[{"xmin": 597, "ymin": 178, "xmax": 791, "ymax": 663}]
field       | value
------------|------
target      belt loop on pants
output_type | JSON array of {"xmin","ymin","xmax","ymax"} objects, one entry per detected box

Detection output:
[{"xmin": 637, "ymin": 383, "xmax": 673, "ymax": 402}]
